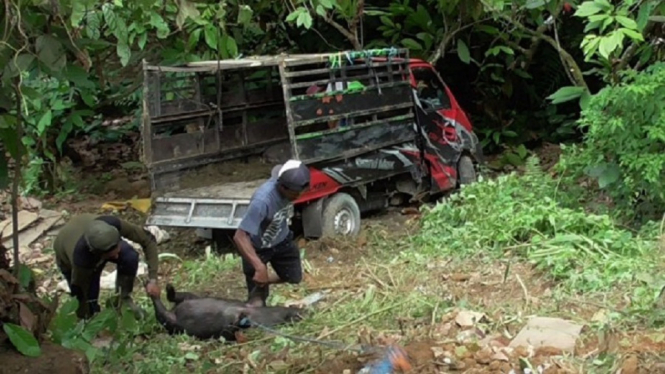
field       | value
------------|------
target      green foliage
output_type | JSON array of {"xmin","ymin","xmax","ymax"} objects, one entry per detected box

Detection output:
[
  {"xmin": 0, "ymin": 0, "xmax": 294, "ymax": 194},
  {"xmin": 17, "ymin": 73, "xmax": 97, "ymax": 194},
  {"xmin": 49, "ymin": 296, "xmax": 141, "ymax": 364},
  {"xmin": 557, "ymin": 63, "xmax": 665, "ymax": 221},
  {"xmin": 3, "ymin": 323, "xmax": 41, "ymax": 357},
  {"xmin": 547, "ymin": 86, "xmax": 592, "ymax": 109},
  {"xmin": 417, "ymin": 156, "xmax": 658, "ymax": 292},
  {"xmin": 575, "ymin": 0, "xmax": 646, "ymax": 61}
]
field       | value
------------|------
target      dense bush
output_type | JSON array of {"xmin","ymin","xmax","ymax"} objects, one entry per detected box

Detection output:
[
  {"xmin": 557, "ymin": 63, "xmax": 665, "ymax": 221},
  {"xmin": 416, "ymin": 157, "xmax": 658, "ymax": 293}
]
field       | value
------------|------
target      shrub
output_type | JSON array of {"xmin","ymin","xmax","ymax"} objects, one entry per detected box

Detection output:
[
  {"xmin": 557, "ymin": 62, "xmax": 665, "ymax": 221},
  {"xmin": 417, "ymin": 157, "xmax": 657, "ymax": 293}
]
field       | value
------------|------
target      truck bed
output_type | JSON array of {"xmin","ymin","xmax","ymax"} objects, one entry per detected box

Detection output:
[
  {"xmin": 162, "ymin": 179, "xmax": 267, "ymax": 199},
  {"xmin": 148, "ymin": 178, "xmax": 271, "ymax": 229}
]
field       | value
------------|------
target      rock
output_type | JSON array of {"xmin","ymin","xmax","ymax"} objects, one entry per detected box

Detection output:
[
  {"xmin": 479, "ymin": 333, "xmax": 508, "ymax": 348},
  {"xmin": 535, "ymin": 346, "xmax": 563, "ymax": 357},
  {"xmin": 621, "ymin": 355, "xmax": 638, "ymax": 374},
  {"xmin": 509, "ymin": 317, "xmax": 584, "ymax": 353},
  {"xmin": 474, "ymin": 348, "xmax": 493, "ymax": 365},
  {"xmin": 456, "ymin": 329, "xmax": 480, "ymax": 344},
  {"xmin": 514, "ymin": 345, "xmax": 531, "ymax": 358},
  {"xmin": 455, "ymin": 310, "xmax": 487, "ymax": 327},
  {"xmin": 491, "ymin": 350, "xmax": 510, "ymax": 362},
  {"xmin": 450, "ymin": 359, "xmax": 466, "ymax": 371},
  {"xmin": 489, "ymin": 361, "xmax": 503, "ymax": 370},
  {"xmin": 430, "ymin": 346, "xmax": 445, "ymax": 359}
]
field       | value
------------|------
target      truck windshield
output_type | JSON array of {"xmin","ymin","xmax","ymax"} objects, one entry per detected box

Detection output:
[{"xmin": 412, "ymin": 67, "xmax": 451, "ymax": 111}]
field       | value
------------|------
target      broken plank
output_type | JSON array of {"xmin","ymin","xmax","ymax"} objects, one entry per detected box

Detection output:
[
  {"xmin": 0, "ymin": 219, "xmax": 9, "ymax": 235},
  {"xmin": 3, "ymin": 212, "xmax": 64, "ymax": 249},
  {"xmin": 1, "ymin": 211, "xmax": 39, "ymax": 241}
]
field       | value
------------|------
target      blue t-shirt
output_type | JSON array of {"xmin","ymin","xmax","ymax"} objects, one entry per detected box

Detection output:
[{"xmin": 238, "ymin": 179, "xmax": 292, "ymax": 249}]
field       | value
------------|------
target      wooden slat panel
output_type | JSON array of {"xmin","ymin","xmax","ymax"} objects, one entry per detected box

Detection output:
[
  {"xmin": 289, "ymin": 84, "xmax": 412, "ymax": 123},
  {"xmin": 245, "ymin": 118, "xmax": 289, "ymax": 144},
  {"xmin": 296, "ymin": 119, "xmax": 415, "ymax": 163},
  {"xmin": 151, "ymin": 129, "xmax": 220, "ymax": 163}
]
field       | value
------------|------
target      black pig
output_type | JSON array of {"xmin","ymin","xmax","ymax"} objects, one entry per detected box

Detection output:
[{"xmin": 148, "ymin": 283, "xmax": 305, "ymax": 341}]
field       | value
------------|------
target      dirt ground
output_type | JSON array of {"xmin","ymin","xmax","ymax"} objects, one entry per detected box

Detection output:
[
  {"xmin": 9, "ymin": 194, "xmax": 665, "ymax": 374},
  {"xmin": 7, "ymin": 142, "xmax": 665, "ymax": 373},
  {"xmin": 0, "ymin": 341, "xmax": 89, "ymax": 374},
  {"xmin": 6, "ymin": 202, "xmax": 665, "ymax": 374}
]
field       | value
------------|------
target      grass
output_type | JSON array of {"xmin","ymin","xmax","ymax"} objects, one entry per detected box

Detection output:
[{"xmin": 42, "ymin": 156, "xmax": 665, "ymax": 373}]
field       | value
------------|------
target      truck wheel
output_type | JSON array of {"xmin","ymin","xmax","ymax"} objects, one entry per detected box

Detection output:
[
  {"xmin": 321, "ymin": 193, "xmax": 361, "ymax": 238},
  {"xmin": 458, "ymin": 155, "xmax": 477, "ymax": 186}
]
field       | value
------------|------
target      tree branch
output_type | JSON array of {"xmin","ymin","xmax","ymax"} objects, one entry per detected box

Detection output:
[
  {"xmin": 323, "ymin": 12, "xmax": 361, "ymax": 50},
  {"xmin": 522, "ymin": 2, "xmax": 565, "ymax": 70},
  {"xmin": 428, "ymin": 17, "xmax": 492, "ymax": 64},
  {"xmin": 347, "ymin": 0, "xmax": 364, "ymax": 49},
  {"xmin": 481, "ymin": 0, "xmax": 588, "ymax": 89},
  {"xmin": 616, "ymin": 22, "xmax": 656, "ymax": 72}
]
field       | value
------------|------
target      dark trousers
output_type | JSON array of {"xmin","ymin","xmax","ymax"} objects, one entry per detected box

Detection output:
[
  {"xmin": 242, "ymin": 232, "xmax": 303, "ymax": 305},
  {"xmin": 59, "ymin": 240, "xmax": 139, "ymax": 314}
]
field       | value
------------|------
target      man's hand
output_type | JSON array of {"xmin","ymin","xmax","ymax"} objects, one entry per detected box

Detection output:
[
  {"xmin": 145, "ymin": 279, "xmax": 160, "ymax": 297},
  {"xmin": 252, "ymin": 263, "xmax": 270, "ymax": 285}
]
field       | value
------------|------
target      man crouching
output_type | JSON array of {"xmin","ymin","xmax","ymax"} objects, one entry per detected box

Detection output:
[
  {"xmin": 233, "ymin": 160, "xmax": 311, "ymax": 307},
  {"xmin": 53, "ymin": 214, "xmax": 160, "ymax": 319}
]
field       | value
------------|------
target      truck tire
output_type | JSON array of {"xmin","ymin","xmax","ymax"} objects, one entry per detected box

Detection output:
[
  {"xmin": 321, "ymin": 193, "xmax": 361, "ymax": 238},
  {"xmin": 458, "ymin": 155, "xmax": 477, "ymax": 186}
]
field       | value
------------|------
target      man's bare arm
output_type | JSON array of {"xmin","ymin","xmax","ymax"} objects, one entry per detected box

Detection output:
[{"xmin": 233, "ymin": 229, "xmax": 263, "ymax": 269}]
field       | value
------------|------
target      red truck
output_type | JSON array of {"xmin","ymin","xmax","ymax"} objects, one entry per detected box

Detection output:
[{"xmin": 140, "ymin": 48, "xmax": 482, "ymax": 246}]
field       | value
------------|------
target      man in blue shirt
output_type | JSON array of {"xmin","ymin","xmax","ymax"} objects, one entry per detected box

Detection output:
[{"xmin": 233, "ymin": 160, "xmax": 311, "ymax": 307}]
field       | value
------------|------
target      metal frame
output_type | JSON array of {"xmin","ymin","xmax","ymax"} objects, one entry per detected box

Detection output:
[{"xmin": 141, "ymin": 48, "xmax": 417, "ymax": 230}]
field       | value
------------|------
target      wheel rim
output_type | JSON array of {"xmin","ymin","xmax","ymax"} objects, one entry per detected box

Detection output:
[{"xmin": 333, "ymin": 208, "xmax": 355, "ymax": 235}]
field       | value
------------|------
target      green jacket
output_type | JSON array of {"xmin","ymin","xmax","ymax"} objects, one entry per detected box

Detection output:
[{"xmin": 53, "ymin": 214, "xmax": 159, "ymax": 318}]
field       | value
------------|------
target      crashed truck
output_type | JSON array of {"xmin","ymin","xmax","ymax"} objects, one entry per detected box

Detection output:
[{"xmin": 140, "ymin": 48, "xmax": 483, "ymax": 250}]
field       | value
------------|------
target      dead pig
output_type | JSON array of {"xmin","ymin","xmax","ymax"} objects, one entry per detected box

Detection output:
[
  {"xmin": 262, "ymin": 142, "xmax": 292, "ymax": 164},
  {"xmin": 166, "ymin": 283, "xmax": 305, "ymax": 328},
  {"xmin": 147, "ymin": 283, "xmax": 305, "ymax": 341},
  {"xmin": 149, "ymin": 285, "xmax": 244, "ymax": 341}
]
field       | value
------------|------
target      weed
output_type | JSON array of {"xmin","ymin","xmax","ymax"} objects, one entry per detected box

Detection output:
[{"xmin": 417, "ymin": 156, "xmax": 663, "ymax": 301}]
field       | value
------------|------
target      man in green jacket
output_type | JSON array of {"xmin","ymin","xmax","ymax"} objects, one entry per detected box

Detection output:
[{"xmin": 54, "ymin": 214, "xmax": 160, "ymax": 319}]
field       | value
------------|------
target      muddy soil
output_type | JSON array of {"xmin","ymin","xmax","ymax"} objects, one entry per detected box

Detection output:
[{"xmin": 0, "ymin": 341, "xmax": 89, "ymax": 374}]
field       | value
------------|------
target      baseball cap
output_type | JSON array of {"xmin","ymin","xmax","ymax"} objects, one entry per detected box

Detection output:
[
  {"xmin": 272, "ymin": 159, "xmax": 311, "ymax": 192},
  {"xmin": 84, "ymin": 220, "xmax": 121, "ymax": 253}
]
